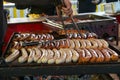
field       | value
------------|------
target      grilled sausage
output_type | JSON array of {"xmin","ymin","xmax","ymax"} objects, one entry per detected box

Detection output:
[
  {"xmin": 5, "ymin": 49, "xmax": 20, "ymax": 63},
  {"xmin": 64, "ymin": 49, "xmax": 72, "ymax": 63},
  {"xmin": 37, "ymin": 49, "xmax": 47, "ymax": 63},
  {"xmin": 33, "ymin": 47, "xmax": 42, "ymax": 62},
  {"xmin": 100, "ymin": 39, "xmax": 109, "ymax": 48},
  {"xmin": 18, "ymin": 48, "xmax": 28, "ymax": 63},
  {"xmin": 47, "ymin": 49, "xmax": 55, "ymax": 64},
  {"xmin": 88, "ymin": 49, "xmax": 98, "ymax": 63},
  {"xmin": 106, "ymin": 48, "xmax": 119, "ymax": 61},
  {"xmin": 71, "ymin": 49, "xmax": 79, "ymax": 62},
  {"xmin": 101, "ymin": 48, "xmax": 111, "ymax": 62},
  {"xmin": 94, "ymin": 49, "xmax": 104, "ymax": 63},
  {"xmin": 55, "ymin": 49, "xmax": 66, "ymax": 64},
  {"xmin": 27, "ymin": 48, "xmax": 35, "ymax": 63}
]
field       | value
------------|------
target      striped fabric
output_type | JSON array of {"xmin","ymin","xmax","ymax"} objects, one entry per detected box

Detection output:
[
  {"xmin": 4, "ymin": 7, "xmax": 28, "ymax": 18},
  {"xmin": 96, "ymin": 3, "xmax": 105, "ymax": 12}
]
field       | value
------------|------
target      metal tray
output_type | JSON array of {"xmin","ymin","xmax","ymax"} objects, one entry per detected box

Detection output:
[
  {"xmin": 1, "ymin": 31, "xmax": 120, "ymax": 67},
  {"xmin": 1, "ymin": 32, "xmax": 67, "ymax": 67},
  {"xmin": 47, "ymin": 14, "xmax": 115, "ymax": 25},
  {"xmin": 47, "ymin": 14, "xmax": 117, "ymax": 40}
]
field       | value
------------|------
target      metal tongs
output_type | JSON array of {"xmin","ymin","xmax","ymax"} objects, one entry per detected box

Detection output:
[{"xmin": 54, "ymin": 0, "xmax": 80, "ymax": 34}]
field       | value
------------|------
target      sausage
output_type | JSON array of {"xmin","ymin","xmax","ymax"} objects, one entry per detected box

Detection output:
[
  {"xmin": 81, "ymin": 33, "xmax": 87, "ymax": 39},
  {"xmin": 72, "ymin": 33, "xmax": 78, "ymax": 39},
  {"xmin": 73, "ymin": 39, "xmax": 80, "ymax": 49},
  {"xmin": 94, "ymin": 49, "xmax": 104, "ymax": 63},
  {"xmin": 18, "ymin": 48, "xmax": 28, "ymax": 63},
  {"xmin": 55, "ymin": 49, "xmax": 66, "ymax": 64},
  {"xmin": 79, "ymin": 40, "xmax": 86, "ymax": 48},
  {"xmin": 106, "ymin": 48, "xmax": 119, "ymax": 61},
  {"xmin": 64, "ymin": 49, "xmax": 72, "ymax": 63},
  {"xmin": 64, "ymin": 39, "xmax": 70, "ymax": 48},
  {"xmin": 76, "ymin": 49, "xmax": 85, "ymax": 63},
  {"xmin": 88, "ymin": 49, "xmax": 98, "ymax": 63},
  {"xmin": 5, "ymin": 49, "xmax": 20, "ymax": 63},
  {"xmin": 101, "ymin": 48, "xmax": 111, "ymax": 62},
  {"xmin": 90, "ymin": 32, "xmax": 98, "ymax": 38},
  {"xmin": 41, "ymin": 49, "xmax": 48, "ymax": 63},
  {"xmin": 46, "ymin": 34, "xmax": 51, "ymax": 40},
  {"xmin": 69, "ymin": 39, "xmax": 75, "ymax": 49},
  {"xmin": 27, "ymin": 48, "xmax": 35, "ymax": 63},
  {"xmin": 77, "ymin": 33, "xmax": 82, "ymax": 39},
  {"xmin": 94, "ymin": 39, "xmax": 103, "ymax": 48},
  {"xmin": 89, "ymin": 39, "xmax": 98, "ymax": 48},
  {"xmin": 67, "ymin": 33, "xmax": 73, "ymax": 39},
  {"xmin": 13, "ymin": 41, "xmax": 20, "ymax": 49},
  {"xmin": 54, "ymin": 40, "xmax": 60, "ymax": 49},
  {"xmin": 59, "ymin": 40, "xmax": 65, "ymax": 48},
  {"xmin": 83, "ymin": 49, "xmax": 92, "ymax": 63},
  {"xmin": 47, "ymin": 49, "xmax": 55, "ymax": 64},
  {"xmin": 87, "ymin": 32, "xmax": 98, "ymax": 38},
  {"xmin": 53, "ymin": 49, "xmax": 60, "ymax": 61},
  {"xmin": 71, "ymin": 49, "xmax": 79, "ymax": 62},
  {"xmin": 41, "ymin": 34, "xmax": 47, "ymax": 40},
  {"xmin": 100, "ymin": 39, "xmax": 109, "ymax": 48},
  {"xmin": 37, "ymin": 49, "xmax": 47, "ymax": 63},
  {"xmin": 49, "ymin": 35, "xmax": 54, "ymax": 40},
  {"xmin": 84, "ymin": 40, "xmax": 92, "ymax": 48},
  {"xmin": 33, "ymin": 47, "xmax": 42, "ymax": 62},
  {"xmin": 37, "ymin": 34, "xmax": 42, "ymax": 40},
  {"xmin": 76, "ymin": 49, "xmax": 92, "ymax": 63},
  {"xmin": 86, "ymin": 32, "xmax": 93, "ymax": 38}
]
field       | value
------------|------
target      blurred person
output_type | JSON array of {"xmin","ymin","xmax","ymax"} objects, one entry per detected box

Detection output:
[
  {"xmin": 13, "ymin": 0, "xmax": 73, "ymax": 17},
  {"xmin": 106, "ymin": 0, "xmax": 118, "ymax": 3},
  {"xmin": 78, "ymin": 0, "xmax": 102, "ymax": 13}
]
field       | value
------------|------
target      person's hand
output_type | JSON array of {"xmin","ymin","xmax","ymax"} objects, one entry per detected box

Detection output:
[
  {"xmin": 91, "ymin": 0, "xmax": 100, "ymax": 4},
  {"xmin": 56, "ymin": 0, "xmax": 73, "ymax": 17},
  {"xmin": 62, "ymin": 0, "xmax": 73, "ymax": 17}
]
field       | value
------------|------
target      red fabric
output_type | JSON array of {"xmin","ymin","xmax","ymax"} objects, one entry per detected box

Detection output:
[{"xmin": 116, "ymin": 15, "xmax": 120, "ymax": 24}]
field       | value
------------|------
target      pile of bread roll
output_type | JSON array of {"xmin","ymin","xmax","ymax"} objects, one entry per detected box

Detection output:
[{"xmin": 5, "ymin": 31, "xmax": 119, "ymax": 64}]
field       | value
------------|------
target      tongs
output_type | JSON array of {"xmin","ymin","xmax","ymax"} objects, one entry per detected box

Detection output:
[{"xmin": 54, "ymin": 0, "xmax": 80, "ymax": 34}]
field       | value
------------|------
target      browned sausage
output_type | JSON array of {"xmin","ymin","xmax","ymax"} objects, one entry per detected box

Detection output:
[
  {"xmin": 88, "ymin": 49, "xmax": 98, "ymax": 63},
  {"xmin": 94, "ymin": 49, "xmax": 104, "ymax": 63},
  {"xmin": 101, "ymin": 48, "xmax": 111, "ymax": 62},
  {"xmin": 106, "ymin": 48, "xmax": 119, "ymax": 61}
]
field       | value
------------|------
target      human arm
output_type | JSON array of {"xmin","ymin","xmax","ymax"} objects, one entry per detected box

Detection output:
[
  {"xmin": 62, "ymin": 0, "xmax": 73, "ymax": 17},
  {"xmin": 92, "ymin": 0, "xmax": 102, "ymax": 4},
  {"xmin": 56, "ymin": 0, "xmax": 73, "ymax": 17}
]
